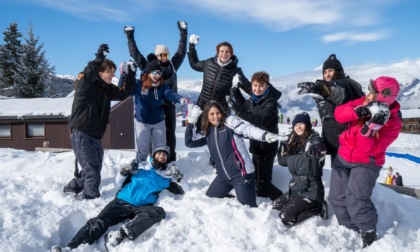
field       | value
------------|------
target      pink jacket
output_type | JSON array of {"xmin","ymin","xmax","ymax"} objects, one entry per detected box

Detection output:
[{"xmin": 334, "ymin": 96, "xmax": 402, "ymax": 166}]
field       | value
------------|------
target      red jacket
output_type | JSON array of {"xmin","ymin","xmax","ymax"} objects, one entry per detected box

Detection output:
[{"xmin": 334, "ymin": 96, "xmax": 402, "ymax": 166}]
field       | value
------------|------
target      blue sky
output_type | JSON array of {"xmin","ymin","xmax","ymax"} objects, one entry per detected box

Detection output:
[{"xmin": 1, "ymin": 0, "xmax": 419, "ymax": 79}]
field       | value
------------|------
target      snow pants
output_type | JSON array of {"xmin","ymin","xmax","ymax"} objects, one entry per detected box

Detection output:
[
  {"xmin": 66, "ymin": 130, "xmax": 103, "ymax": 199},
  {"xmin": 134, "ymin": 120, "xmax": 166, "ymax": 162},
  {"xmin": 252, "ymin": 153, "xmax": 283, "ymax": 200},
  {"xmin": 67, "ymin": 198, "xmax": 165, "ymax": 249},
  {"xmin": 206, "ymin": 174, "xmax": 257, "ymax": 207},
  {"xmin": 273, "ymin": 195, "xmax": 323, "ymax": 226},
  {"xmin": 164, "ymin": 103, "xmax": 177, "ymax": 163},
  {"xmin": 329, "ymin": 156, "xmax": 380, "ymax": 232}
]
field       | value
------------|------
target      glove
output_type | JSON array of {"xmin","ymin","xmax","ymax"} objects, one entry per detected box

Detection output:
[
  {"xmin": 124, "ymin": 25, "xmax": 134, "ymax": 38},
  {"xmin": 264, "ymin": 132, "xmax": 280, "ymax": 143},
  {"xmin": 187, "ymin": 104, "xmax": 202, "ymax": 124},
  {"xmin": 361, "ymin": 109, "xmax": 391, "ymax": 137},
  {"xmin": 306, "ymin": 144, "xmax": 324, "ymax": 158},
  {"xmin": 278, "ymin": 140, "xmax": 288, "ymax": 157},
  {"xmin": 180, "ymin": 97, "xmax": 190, "ymax": 105},
  {"xmin": 365, "ymin": 101, "xmax": 389, "ymax": 116},
  {"xmin": 119, "ymin": 60, "xmax": 137, "ymax": 75},
  {"xmin": 177, "ymin": 20, "xmax": 188, "ymax": 36},
  {"xmin": 230, "ymin": 87, "xmax": 245, "ymax": 105},
  {"xmin": 244, "ymin": 172, "xmax": 255, "ymax": 184},
  {"xmin": 120, "ymin": 159, "xmax": 139, "ymax": 176},
  {"xmin": 189, "ymin": 34, "xmax": 200, "ymax": 45},
  {"xmin": 166, "ymin": 163, "xmax": 184, "ymax": 183},
  {"xmin": 227, "ymin": 95, "xmax": 241, "ymax": 115},
  {"xmin": 232, "ymin": 73, "xmax": 241, "ymax": 89},
  {"xmin": 354, "ymin": 105, "xmax": 371, "ymax": 119},
  {"xmin": 297, "ymin": 80, "xmax": 331, "ymax": 97},
  {"xmin": 95, "ymin": 44, "xmax": 109, "ymax": 62}
]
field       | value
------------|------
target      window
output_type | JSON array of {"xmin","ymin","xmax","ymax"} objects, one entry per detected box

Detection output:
[
  {"xmin": 26, "ymin": 123, "xmax": 45, "ymax": 137},
  {"xmin": 0, "ymin": 124, "xmax": 11, "ymax": 138}
]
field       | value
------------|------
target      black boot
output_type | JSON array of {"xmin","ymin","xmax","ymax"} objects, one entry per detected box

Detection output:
[
  {"xmin": 361, "ymin": 229, "xmax": 377, "ymax": 248},
  {"xmin": 320, "ymin": 200, "xmax": 329, "ymax": 220},
  {"xmin": 105, "ymin": 228, "xmax": 128, "ymax": 251}
]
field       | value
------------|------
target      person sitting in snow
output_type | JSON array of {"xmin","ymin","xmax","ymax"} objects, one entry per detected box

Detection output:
[
  {"xmin": 328, "ymin": 76, "xmax": 402, "ymax": 248},
  {"xmin": 50, "ymin": 145, "xmax": 185, "ymax": 252},
  {"xmin": 274, "ymin": 112, "xmax": 328, "ymax": 227},
  {"xmin": 184, "ymin": 101, "xmax": 280, "ymax": 207}
]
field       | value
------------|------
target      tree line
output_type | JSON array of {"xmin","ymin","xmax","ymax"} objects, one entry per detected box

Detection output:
[{"xmin": 0, "ymin": 23, "xmax": 55, "ymax": 98}]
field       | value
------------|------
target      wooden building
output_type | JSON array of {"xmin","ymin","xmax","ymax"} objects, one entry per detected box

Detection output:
[
  {"xmin": 0, "ymin": 97, "xmax": 135, "ymax": 151},
  {"xmin": 400, "ymin": 109, "xmax": 420, "ymax": 134}
]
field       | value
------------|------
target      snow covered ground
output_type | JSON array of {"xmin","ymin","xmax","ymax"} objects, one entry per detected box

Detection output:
[{"xmin": 0, "ymin": 122, "xmax": 419, "ymax": 252}]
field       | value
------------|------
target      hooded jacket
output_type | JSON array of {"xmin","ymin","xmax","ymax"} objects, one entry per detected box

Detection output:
[
  {"xmin": 278, "ymin": 132, "xmax": 326, "ymax": 203},
  {"xmin": 334, "ymin": 96, "xmax": 402, "ymax": 166},
  {"xmin": 69, "ymin": 60, "xmax": 135, "ymax": 138}
]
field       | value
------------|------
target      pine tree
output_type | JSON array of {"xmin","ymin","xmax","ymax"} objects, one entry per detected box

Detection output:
[
  {"xmin": 0, "ymin": 23, "xmax": 23, "ymax": 88},
  {"xmin": 14, "ymin": 24, "xmax": 55, "ymax": 98}
]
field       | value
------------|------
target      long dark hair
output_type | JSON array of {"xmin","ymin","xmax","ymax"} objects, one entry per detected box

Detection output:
[
  {"xmin": 286, "ymin": 126, "xmax": 315, "ymax": 155},
  {"xmin": 201, "ymin": 101, "xmax": 227, "ymax": 136}
]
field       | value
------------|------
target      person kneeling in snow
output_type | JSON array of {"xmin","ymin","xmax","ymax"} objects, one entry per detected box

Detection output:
[
  {"xmin": 274, "ymin": 112, "xmax": 328, "ymax": 227},
  {"xmin": 51, "ymin": 145, "xmax": 184, "ymax": 252}
]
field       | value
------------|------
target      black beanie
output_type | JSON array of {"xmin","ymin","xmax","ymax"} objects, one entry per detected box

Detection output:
[
  {"xmin": 292, "ymin": 112, "xmax": 311, "ymax": 129},
  {"xmin": 322, "ymin": 54, "xmax": 343, "ymax": 72},
  {"xmin": 144, "ymin": 53, "xmax": 162, "ymax": 74}
]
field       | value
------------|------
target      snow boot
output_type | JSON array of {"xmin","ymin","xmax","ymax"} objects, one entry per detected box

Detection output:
[
  {"xmin": 104, "ymin": 228, "xmax": 128, "ymax": 251},
  {"xmin": 63, "ymin": 185, "xmax": 83, "ymax": 195},
  {"xmin": 361, "ymin": 229, "xmax": 377, "ymax": 248}
]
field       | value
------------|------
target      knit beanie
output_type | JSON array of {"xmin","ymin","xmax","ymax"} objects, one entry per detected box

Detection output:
[
  {"xmin": 144, "ymin": 53, "xmax": 162, "ymax": 74},
  {"xmin": 292, "ymin": 112, "xmax": 311, "ymax": 129},
  {"xmin": 155, "ymin": 44, "xmax": 169, "ymax": 55},
  {"xmin": 322, "ymin": 54, "xmax": 343, "ymax": 72}
]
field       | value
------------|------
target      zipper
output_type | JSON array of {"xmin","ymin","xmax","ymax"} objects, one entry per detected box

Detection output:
[{"xmin": 214, "ymin": 126, "xmax": 230, "ymax": 180}]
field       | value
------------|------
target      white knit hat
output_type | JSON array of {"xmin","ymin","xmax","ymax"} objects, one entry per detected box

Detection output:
[{"xmin": 155, "ymin": 45, "xmax": 169, "ymax": 55}]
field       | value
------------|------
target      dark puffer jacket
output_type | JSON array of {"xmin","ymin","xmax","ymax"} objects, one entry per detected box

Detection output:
[
  {"xmin": 277, "ymin": 132, "xmax": 326, "ymax": 203},
  {"xmin": 235, "ymin": 85, "xmax": 282, "ymax": 155},
  {"xmin": 313, "ymin": 76, "xmax": 364, "ymax": 153},
  {"xmin": 188, "ymin": 45, "xmax": 250, "ymax": 111},
  {"xmin": 69, "ymin": 60, "xmax": 135, "ymax": 139}
]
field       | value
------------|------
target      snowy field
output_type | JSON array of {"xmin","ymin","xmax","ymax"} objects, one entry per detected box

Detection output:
[{"xmin": 0, "ymin": 121, "xmax": 419, "ymax": 252}]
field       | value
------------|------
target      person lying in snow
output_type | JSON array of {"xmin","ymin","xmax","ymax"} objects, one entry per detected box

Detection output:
[{"xmin": 51, "ymin": 145, "xmax": 184, "ymax": 252}]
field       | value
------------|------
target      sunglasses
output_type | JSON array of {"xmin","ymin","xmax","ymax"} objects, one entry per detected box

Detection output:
[
  {"xmin": 157, "ymin": 53, "xmax": 170, "ymax": 58},
  {"xmin": 151, "ymin": 70, "xmax": 162, "ymax": 76}
]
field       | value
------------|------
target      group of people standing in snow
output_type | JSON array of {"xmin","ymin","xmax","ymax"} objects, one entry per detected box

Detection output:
[{"xmin": 52, "ymin": 20, "xmax": 402, "ymax": 251}]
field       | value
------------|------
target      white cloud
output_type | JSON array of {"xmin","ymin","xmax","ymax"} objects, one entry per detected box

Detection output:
[{"xmin": 321, "ymin": 30, "xmax": 390, "ymax": 43}]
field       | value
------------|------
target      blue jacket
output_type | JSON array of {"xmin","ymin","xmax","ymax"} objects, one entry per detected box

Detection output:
[
  {"xmin": 117, "ymin": 168, "xmax": 170, "ymax": 206},
  {"xmin": 132, "ymin": 79, "xmax": 182, "ymax": 124}
]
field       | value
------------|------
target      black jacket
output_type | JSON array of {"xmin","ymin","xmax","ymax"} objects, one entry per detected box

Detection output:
[
  {"xmin": 278, "ymin": 132, "xmax": 326, "ymax": 203},
  {"xmin": 68, "ymin": 60, "xmax": 135, "ymax": 139},
  {"xmin": 314, "ymin": 76, "xmax": 364, "ymax": 153},
  {"xmin": 235, "ymin": 84, "xmax": 282, "ymax": 155},
  {"xmin": 187, "ymin": 45, "xmax": 251, "ymax": 111},
  {"xmin": 127, "ymin": 33, "xmax": 187, "ymax": 93}
]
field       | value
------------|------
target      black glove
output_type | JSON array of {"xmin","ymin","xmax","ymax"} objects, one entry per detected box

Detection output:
[
  {"xmin": 244, "ymin": 172, "xmax": 255, "ymax": 184},
  {"xmin": 95, "ymin": 44, "xmax": 109, "ymax": 63},
  {"xmin": 278, "ymin": 141, "xmax": 288, "ymax": 157},
  {"xmin": 120, "ymin": 159, "xmax": 138, "ymax": 176},
  {"xmin": 361, "ymin": 109, "xmax": 391, "ymax": 138},
  {"xmin": 230, "ymin": 87, "xmax": 245, "ymax": 105},
  {"xmin": 124, "ymin": 25, "xmax": 134, "ymax": 39},
  {"xmin": 166, "ymin": 164, "xmax": 184, "ymax": 183},
  {"xmin": 354, "ymin": 106, "xmax": 371, "ymax": 119},
  {"xmin": 306, "ymin": 144, "xmax": 324, "ymax": 158},
  {"xmin": 297, "ymin": 80, "xmax": 331, "ymax": 97},
  {"xmin": 227, "ymin": 95, "xmax": 241, "ymax": 114},
  {"xmin": 177, "ymin": 20, "xmax": 188, "ymax": 36},
  {"xmin": 126, "ymin": 60, "xmax": 137, "ymax": 74}
]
